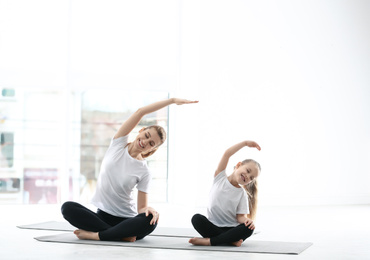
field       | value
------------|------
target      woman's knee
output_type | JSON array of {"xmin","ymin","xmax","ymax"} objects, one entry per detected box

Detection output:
[
  {"xmin": 134, "ymin": 213, "xmax": 157, "ymax": 238},
  {"xmin": 61, "ymin": 201, "xmax": 78, "ymax": 216},
  {"xmin": 137, "ymin": 213, "xmax": 155, "ymax": 225}
]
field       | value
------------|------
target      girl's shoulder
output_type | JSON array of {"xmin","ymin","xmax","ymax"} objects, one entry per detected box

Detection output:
[{"xmin": 213, "ymin": 170, "xmax": 226, "ymax": 183}]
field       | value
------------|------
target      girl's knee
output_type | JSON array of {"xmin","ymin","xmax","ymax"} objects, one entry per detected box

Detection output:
[
  {"xmin": 191, "ymin": 213, "xmax": 204, "ymax": 226},
  {"xmin": 240, "ymin": 225, "xmax": 254, "ymax": 239}
]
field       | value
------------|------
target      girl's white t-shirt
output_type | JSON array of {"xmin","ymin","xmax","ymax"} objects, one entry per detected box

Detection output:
[
  {"xmin": 91, "ymin": 135, "xmax": 151, "ymax": 218},
  {"xmin": 207, "ymin": 170, "xmax": 249, "ymax": 227}
]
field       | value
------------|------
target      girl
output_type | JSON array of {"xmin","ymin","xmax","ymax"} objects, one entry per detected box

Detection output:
[
  {"xmin": 189, "ymin": 140, "xmax": 261, "ymax": 247},
  {"xmin": 61, "ymin": 98, "xmax": 198, "ymax": 242}
]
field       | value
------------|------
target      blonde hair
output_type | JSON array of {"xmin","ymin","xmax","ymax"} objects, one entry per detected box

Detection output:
[
  {"xmin": 241, "ymin": 159, "xmax": 261, "ymax": 220},
  {"xmin": 140, "ymin": 125, "xmax": 167, "ymax": 158}
]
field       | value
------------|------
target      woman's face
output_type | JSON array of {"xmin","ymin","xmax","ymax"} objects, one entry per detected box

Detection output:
[
  {"xmin": 134, "ymin": 128, "xmax": 162, "ymax": 154},
  {"xmin": 235, "ymin": 162, "xmax": 259, "ymax": 185}
]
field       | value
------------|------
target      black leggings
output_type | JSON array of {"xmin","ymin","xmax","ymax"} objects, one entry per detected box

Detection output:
[
  {"xmin": 191, "ymin": 213, "xmax": 254, "ymax": 246},
  {"xmin": 61, "ymin": 201, "xmax": 157, "ymax": 241}
]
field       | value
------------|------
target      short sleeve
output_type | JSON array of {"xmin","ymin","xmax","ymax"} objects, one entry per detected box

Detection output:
[
  {"xmin": 136, "ymin": 172, "xmax": 152, "ymax": 193},
  {"xmin": 213, "ymin": 170, "xmax": 226, "ymax": 184},
  {"xmin": 110, "ymin": 135, "xmax": 129, "ymax": 149},
  {"xmin": 236, "ymin": 190, "xmax": 250, "ymax": 214}
]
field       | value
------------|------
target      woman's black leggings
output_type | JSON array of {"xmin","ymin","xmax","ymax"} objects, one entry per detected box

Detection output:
[
  {"xmin": 61, "ymin": 201, "xmax": 157, "ymax": 241},
  {"xmin": 191, "ymin": 213, "xmax": 254, "ymax": 246}
]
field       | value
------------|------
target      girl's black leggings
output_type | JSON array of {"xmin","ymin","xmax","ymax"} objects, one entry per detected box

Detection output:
[
  {"xmin": 191, "ymin": 213, "xmax": 254, "ymax": 246},
  {"xmin": 61, "ymin": 201, "xmax": 157, "ymax": 241}
]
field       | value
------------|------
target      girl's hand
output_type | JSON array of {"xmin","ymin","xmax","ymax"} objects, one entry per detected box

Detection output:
[
  {"xmin": 144, "ymin": 207, "xmax": 160, "ymax": 225},
  {"xmin": 245, "ymin": 141, "xmax": 261, "ymax": 151},
  {"xmin": 172, "ymin": 98, "xmax": 199, "ymax": 105},
  {"xmin": 244, "ymin": 218, "xmax": 255, "ymax": 230}
]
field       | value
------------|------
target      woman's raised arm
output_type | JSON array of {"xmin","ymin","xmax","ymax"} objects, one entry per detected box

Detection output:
[{"xmin": 114, "ymin": 98, "xmax": 198, "ymax": 139}]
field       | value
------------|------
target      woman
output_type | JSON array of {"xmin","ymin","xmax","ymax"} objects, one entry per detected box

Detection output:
[{"xmin": 61, "ymin": 97, "xmax": 198, "ymax": 242}]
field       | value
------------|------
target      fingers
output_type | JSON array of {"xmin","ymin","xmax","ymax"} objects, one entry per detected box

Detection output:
[
  {"xmin": 246, "ymin": 141, "xmax": 261, "ymax": 151},
  {"xmin": 252, "ymin": 142, "xmax": 261, "ymax": 150},
  {"xmin": 149, "ymin": 211, "xmax": 160, "ymax": 225},
  {"xmin": 244, "ymin": 220, "xmax": 255, "ymax": 230},
  {"xmin": 174, "ymin": 98, "xmax": 199, "ymax": 105},
  {"xmin": 181, "ymin": 101, "xmax": 198, "ymax": 105}
]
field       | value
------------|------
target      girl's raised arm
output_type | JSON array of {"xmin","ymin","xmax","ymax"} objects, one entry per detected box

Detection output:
[
  {"xmin": 214, "ymin": 140, "xmax": 261, "ymax": 177},
  {"xmin": 114, "ymin": 98, "xmax": 198, "ymax": 139}
]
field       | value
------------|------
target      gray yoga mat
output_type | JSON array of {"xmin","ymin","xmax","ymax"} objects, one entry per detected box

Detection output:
[
  {"xmin": 17, "ymin": 221, "xmax": 199, "ymax": 237},
  {"xmin": 18, "ymin": 221, "xmax": 75, "ymax": 232},
  {"xmin": 34, "ymin": 232, "xmax": 312, "ymax": 254},
  {"xmin": 18, "ymin": 221, "xmax": 261, "ymax": 237}
]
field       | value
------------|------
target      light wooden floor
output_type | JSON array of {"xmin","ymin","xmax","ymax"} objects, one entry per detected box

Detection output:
[{"xmin": 1, "ymin": 204, "xmax": 369, "ymax": 260}]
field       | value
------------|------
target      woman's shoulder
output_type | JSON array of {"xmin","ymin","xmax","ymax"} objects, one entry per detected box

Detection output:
[
  {"xmin": 103, "ymin": 135, "xmax": 129, "ymax": 160},
  {"xmin": 111, "ymin": 135, "xmax": 129, "ymax": 145}
]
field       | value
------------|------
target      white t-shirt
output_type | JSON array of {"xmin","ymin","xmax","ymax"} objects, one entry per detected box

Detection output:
[
  {"xmin": 91, "ymin": 135, "xmax": 152, "ymax": 218},
  {"xmin": 207, "ymin": 170, "xmax": 249, "ymax": 227}
]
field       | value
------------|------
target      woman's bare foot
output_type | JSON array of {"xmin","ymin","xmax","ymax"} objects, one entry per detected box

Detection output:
[
  {"xmin": 188, "ymin": 237, "xmax": 211, "ymax": 246},
  {"xmin": 73, "ymin": 230, "xmax": 100, "ymax": 240},
  {"xmin": 121, "ymin": 236, "xmax": 137, "ymax": 242},
  {"xmin": 230, "ymin": 239, "xmax": 243, "ymax": 247}
]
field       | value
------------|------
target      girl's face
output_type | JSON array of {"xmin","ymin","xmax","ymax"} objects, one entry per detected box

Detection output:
[
  {"xmin": 134, "ymin": 128, "xmax": 162, "ymax": 154},
  {"xmin": 234, "ymin": 162, "xmax": 259, "ymax": 185}
]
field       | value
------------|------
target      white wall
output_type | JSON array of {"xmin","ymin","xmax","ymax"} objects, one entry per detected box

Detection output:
[
  {"xmin": 169, "ymin": 0, "xmax": 370, "ymax": 207},
  {"xmin": 1, "ymin": 0, "xmax": 369, "ymax": 207}
]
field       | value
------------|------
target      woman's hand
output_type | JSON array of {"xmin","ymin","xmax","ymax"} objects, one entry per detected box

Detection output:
[
  {"xmin": 244, "ymin": 218, "xmax": 255, "ymax": 230},
  {"xmin": 144, "ymin": 207, "xmax": 160, "ymax": 225},
  {"xmin": 172, "ymin": 98, "xmax": 199, "ymax": 105},
  {"xmin": 245, "ymin": 140, "xmax": 261, "ymax": 151}
]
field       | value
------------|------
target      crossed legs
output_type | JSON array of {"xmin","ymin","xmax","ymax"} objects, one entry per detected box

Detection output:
[
  {"xmin": 61, "ymin": 201, "xmax": 156, "ymax": 241},
  {"xmin": 189, "ymin": 213, "xmax": 254, "ymax": 246}
]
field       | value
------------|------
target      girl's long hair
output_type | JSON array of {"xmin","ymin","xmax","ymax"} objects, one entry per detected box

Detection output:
[{"xmin": 241, "ymin": 159, "xmax": 261, "ymax": 220}]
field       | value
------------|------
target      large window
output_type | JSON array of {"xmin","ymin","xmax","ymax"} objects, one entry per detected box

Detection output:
[{"xmin": 0, "ymin": 88, "xmax": 169, "ymax": 204}]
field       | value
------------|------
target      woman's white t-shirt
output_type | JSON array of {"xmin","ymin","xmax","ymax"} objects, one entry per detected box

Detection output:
[
  {"xmin": 207, "ymin": 170, "xmax": 249, "ymax": 227},
  {"xmin": 91, "ymin": 135, "xmax": 151, "ymax": 218}
]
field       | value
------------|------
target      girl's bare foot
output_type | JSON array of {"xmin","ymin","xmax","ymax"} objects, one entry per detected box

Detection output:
[
  {"xmin": 230, "ymin": 239, "xmax": 243, "ymax": 247},
  {"xmin": 73, "ymin": 229, "xmax": 100, "ymax": 240},
  {"xmin": 188, "ymin": 237, "xmax": 211, "ymax": 246},
  {"xmin": 121, "ymin": 236, "xmax": 137, "ymax": 242}
]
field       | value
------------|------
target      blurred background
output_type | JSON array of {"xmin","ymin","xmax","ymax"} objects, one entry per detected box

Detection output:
[{"xmin": 0, "ymin": 0, "xmax": 369, "ymax": 209}]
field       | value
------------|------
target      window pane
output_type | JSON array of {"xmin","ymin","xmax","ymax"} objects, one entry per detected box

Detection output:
[
  {"xmin": 77, "ymin": 90, "xmax": 169, "ymax": 204},
  {"xmin": 0, "ymin": 88, "xmax": 169, "ymax": 204},
  {"xmin": 0, "ymin": 88, "xmax": 65, "ymax": 204}
]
